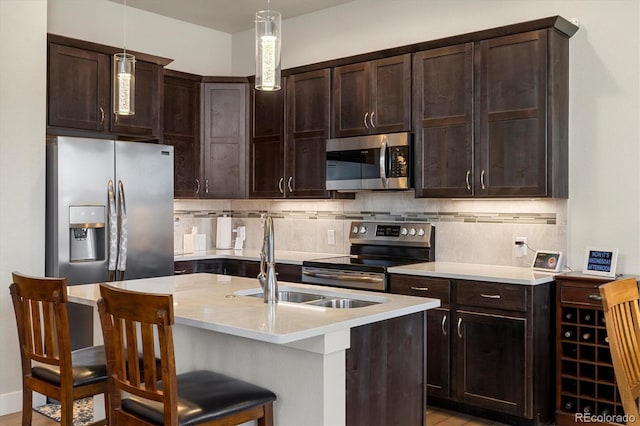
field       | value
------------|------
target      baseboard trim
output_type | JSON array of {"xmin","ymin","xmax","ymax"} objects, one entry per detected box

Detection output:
[{"xmin": 0, "ymin": 390, "xmax": 46, "ymax": 416}]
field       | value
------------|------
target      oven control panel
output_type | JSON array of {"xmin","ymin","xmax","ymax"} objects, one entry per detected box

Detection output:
[{"xmin": 349, "ymin": 221, "xmax": 433, "ymax": 247}]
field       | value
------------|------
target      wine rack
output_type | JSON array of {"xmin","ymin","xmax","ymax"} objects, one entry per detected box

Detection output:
[{"xmin": 555, "ymin": 273, "xmax": 623, "ymax": 425}]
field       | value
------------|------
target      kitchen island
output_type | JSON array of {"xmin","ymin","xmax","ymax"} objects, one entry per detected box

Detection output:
[{"xmin": 68, "ymin": 273, "xmax": 440, "ymax": 425}]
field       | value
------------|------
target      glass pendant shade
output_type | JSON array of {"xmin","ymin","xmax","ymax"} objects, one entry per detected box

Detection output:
[
  {"xmin": 255, "ymin": 10, "xmax": 281, "ymax": 91},
  {"xmin": 113, "ymin": 52, "xmax": 135, "ymax": 115}
]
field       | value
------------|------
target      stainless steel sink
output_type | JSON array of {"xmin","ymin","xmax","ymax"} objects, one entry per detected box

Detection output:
[
  {"xmin": 247, "ymin": 291, "xmax": 324, "ymax": 303},
  {"xmin": 307, "ymin": 298, "xmax": 377, "ymax": 309},
  {"xmin": 238, "ymin": 287, "xmax": 385, "ymax": 309}
]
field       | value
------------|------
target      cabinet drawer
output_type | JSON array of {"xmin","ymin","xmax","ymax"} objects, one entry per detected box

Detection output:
[
  {"xmin": 560, "ymin": 286, "xmax": 603, "ymax": 306},
  {"xmin": 389, "ymin": 275, "xmax": 450, "ymax": 304},
  {"xmin": 456, "ymin": 280, "xmax": 527, "ymax": 312}
]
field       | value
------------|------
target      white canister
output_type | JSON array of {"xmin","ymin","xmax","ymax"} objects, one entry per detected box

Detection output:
[{"xmin": 216, "ymin": 216, "xmax": 233, "ymax": 249}]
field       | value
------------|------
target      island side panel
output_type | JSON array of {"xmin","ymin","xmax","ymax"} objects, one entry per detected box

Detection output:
[
  {"xmin": 346, "ymin": 311, "xmax": 426, "ymax": 425},
  {"xmin": 173, "ymin": 323, "xmax": 348, "ymax": 426}
]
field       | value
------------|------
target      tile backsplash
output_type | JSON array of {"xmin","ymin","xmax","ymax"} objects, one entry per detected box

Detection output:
[{"xmin": 174, "ymin": 192, "xmax": 567, "ymax": 268}]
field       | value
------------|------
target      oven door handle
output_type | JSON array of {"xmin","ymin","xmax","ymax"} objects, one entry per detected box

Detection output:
[{"xmin": 302, "ymin": 270, "xmax": 384, "ymax": 283}]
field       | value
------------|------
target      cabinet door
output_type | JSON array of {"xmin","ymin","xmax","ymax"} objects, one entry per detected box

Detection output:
[
  {"xmin": 427, "ymin": 308, "xmax": 451, "ymax": 399},
  {"xmin": 111, "ymin": 60, "xmax": 162, "ymax": 138},
  {"xmin": 201, "ymin": 83, "xmax": 248, "ymax": 198},
  {"xmin": 332, "ymin": 62, "xmax": 369, "ymax": 137},
  {"xmin": 48, "ymin": 44, "xmax": 110, "ymax": 131},
  {"xmin": 476, "ymin": 30, "xmax": 548, "ymax": 196},
  {"xmin": 286, "ymin": 69, "xmax": 330, "ymax": 198},
  {"xmin": 164, "ymin": 74, "xmax": 200, "ymax": 198},
  {"xmin": 455, "ymin": 310, "xmax": 527, "ymax": 416},
  {"xmin": 369, "ymin": 54, "xmax": 412, "ymax": 133},
  {"xmin": 250, "ymin": 87, "xmax": 285, "ymax": 198},
  {"xmin": 414, "ymin": 45, "xmax": 473, "ymax": 197}
]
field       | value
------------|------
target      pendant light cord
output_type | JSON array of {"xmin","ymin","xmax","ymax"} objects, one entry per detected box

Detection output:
[{"xmin": 123, "ymin": 0, "xmax": 127, "ymax": 55}]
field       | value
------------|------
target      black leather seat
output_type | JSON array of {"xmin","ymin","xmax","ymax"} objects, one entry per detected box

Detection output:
[
  {"xmin": 31, "ymin": 345, "xmax": 107, "ymax": 387},
  {"xmin": 122, "ymin": 371, "xmax": 277, "ymax": 426}
]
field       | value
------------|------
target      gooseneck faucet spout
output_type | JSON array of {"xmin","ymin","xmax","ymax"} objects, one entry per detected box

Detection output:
[{"xmin": 258, "ymin": 215, "xmax": 278, "ymax": 303}]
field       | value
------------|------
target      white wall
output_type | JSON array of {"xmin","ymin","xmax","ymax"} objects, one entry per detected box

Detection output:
[
  {"xmin": 0, "ymin": 0, "xmax": 48, "ymax": 414},
  {"xmin": 48, "ymin": 0, "xmax": 232, "ymax": 75},
  {"xmin": 232, "ymin": 0, "xmax": 640, "ymax": 274}
]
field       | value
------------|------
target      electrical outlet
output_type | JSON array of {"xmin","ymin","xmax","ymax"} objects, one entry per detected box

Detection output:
[
  {"xmin": 515, "ymin": 237, "xmax": 527, "ymax": 258},
  {"xmin": 327, "ymin": 229, "xmax": 335, "ymax": 245}
]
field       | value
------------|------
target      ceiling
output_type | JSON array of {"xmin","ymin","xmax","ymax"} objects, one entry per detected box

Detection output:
[{"xmin": 107, "ymin": 0, "xmax": 355, "ymax": 34}]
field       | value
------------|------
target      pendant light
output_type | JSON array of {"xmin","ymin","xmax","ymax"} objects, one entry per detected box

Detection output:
[
  {"xmin": 255, "ymin": 0, "xmax": 281, "ymax": 91},
  {"xmin": 113, "ymin": 0, "xmax": 135, "ymax": 115}
]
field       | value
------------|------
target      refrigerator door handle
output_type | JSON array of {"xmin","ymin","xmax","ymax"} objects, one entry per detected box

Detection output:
[
  {"xmin": 107, "ymin": 179, "xmax": 117, "ymax": 281},
  {"xmin": 116, "ymin": 180, "xmax": 128, "ymax": 280}
]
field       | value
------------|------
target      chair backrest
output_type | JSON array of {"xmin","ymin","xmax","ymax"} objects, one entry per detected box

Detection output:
[
  {"xmin": 599, "ymin": 277, "xmax": 640, "ymax": 424},
  {"xmin": 10, "ymin": 272, "xmax": 73, "ymax": 383},
  {"xmin": 98, "ymin": 283, "xmax": 178, "ymax": 423}
]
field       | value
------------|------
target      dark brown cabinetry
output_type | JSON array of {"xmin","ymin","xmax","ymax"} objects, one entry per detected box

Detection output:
[
  {"xmin": 413, "ymin": 28, "xmax": 572, "ymax": 198},
  {"xmin": 249, "ymin": 87, "xmax": 285, "ymax": 198},
  {"xmin": 174, "ymin": 259, "xmax": 302, "ymax": 283},
  {"xmin": 555, "ymin": 273, "xmax": 625, "ymax": 426},
  {"xmin": 250, "ymin": 69, "xmax": 331, "ymax": 199},
  {"xmin": 163, "ymin": 70, "xmax": 200, "ymax": 198},
  {"xmin": 201, "ymin": 83, "xmax": 249, "ymax": 198},
  {"xmin": 285, "ymin": 69, "xmax": 331, "ymax": 197},
  {"xmin": 332, "ymin": 54, "xmax": 411, "ymax": 137},
  {"xmin": 47, "ymin": 34, "xmax": 170, "ymax": 139},
  {"xmin": 390, "ymin": 274, "xmax": 553, "ymax": 425},
  {"xmin": 48, "ymin": 43, "xmax": 111, "ymax": 132}
]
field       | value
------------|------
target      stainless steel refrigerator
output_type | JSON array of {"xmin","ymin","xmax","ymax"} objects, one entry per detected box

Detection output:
[{"xmin": 46, "ymin": 136, "xmax": 174, "ymax": 348}]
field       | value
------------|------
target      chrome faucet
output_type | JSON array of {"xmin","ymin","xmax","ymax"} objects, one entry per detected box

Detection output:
[{"xmin": 258, "ymin": 215, "xmax": 278, "ymax": 303}]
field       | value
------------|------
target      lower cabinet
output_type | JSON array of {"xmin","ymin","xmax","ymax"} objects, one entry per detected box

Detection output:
[
  {"xmin": 174, "ymin": 259, "xmax": 302, "ymax": 283},
  {"xmin": 389, "ymin": 274, "xmax": 553, "ymax": 425}
]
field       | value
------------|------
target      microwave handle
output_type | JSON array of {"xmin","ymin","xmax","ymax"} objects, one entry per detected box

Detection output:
[{"xmin": 379, "ymin": 137, "xmax": 389, "ymax": 187}]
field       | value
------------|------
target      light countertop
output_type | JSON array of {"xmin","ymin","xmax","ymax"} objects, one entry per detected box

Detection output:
[
  {"xmin": 67, "ymin": 273, "xmax": 440, "ymax": 344},
  {"xmin": 388, "ymin": 261, "xmax": 556, "ymax": 285},
  {"xmin": 174, "ymin": 249, "xmax": 338, "ymax": 265}
]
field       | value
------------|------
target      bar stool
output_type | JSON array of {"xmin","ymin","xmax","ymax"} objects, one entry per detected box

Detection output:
[
  {"xmin": 9, "ymin": 272, "xmax": 108, "ymax": 425},
  {"xmin": 97, "ymin": 283, "xmax": 276, "ymax": 425}
]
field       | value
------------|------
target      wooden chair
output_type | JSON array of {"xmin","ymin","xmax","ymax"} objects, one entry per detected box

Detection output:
[
  {"xmin": 599, "ymin": 277, "xmax": 640, "ymax": 425},
  {"xmin": 9, "ymin": 272, "xmax": 108, "ymax": 426},
  {"xmin": 97, "ymin": 283, "xmax": 276, "ymax": 426}
]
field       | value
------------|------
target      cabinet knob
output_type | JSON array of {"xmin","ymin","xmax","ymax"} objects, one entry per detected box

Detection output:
[
  {"xmin": 370, "ymin": 111, "xmax": 375, "ymax": 128},
  {"xmin": 465, "ymin": 170, "xmax": 471, "ymax": 191},
  {"xmin": 194, "ymin": 179, "xmax": 201, "ymax": 194},
  {"xmin": 441, "ymin": 314, "xmax": 447, "ymax": 336},
  {"xmin": 480, "ymin": 170, "xmax": 486, "ymax": 190},
  {"xmin": 278, "ymin": 177, "xmax": 284, "ymax": 194},
  {"xmin": 99, "ymin": 107, "xmax": 105, "ymax": 126},
  {"xmin": 287, "ymin": 176, "xmax": 293, "ymax": 193},
  {"xmin": 457, "ymin": 317, "xmax": 463, "ymax": 338},
  {"xmin": 364, "ymin": 112, "xmax": 370, "ymax": 129}
]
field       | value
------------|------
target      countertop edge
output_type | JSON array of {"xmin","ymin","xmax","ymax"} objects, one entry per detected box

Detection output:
[{"xmin": 388, "ymin": 264, "xmax": 556, "ymax": 285}]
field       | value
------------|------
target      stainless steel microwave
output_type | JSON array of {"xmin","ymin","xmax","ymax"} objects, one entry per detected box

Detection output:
[{"xmin": 326, "ymin": 132, "xmax": 412, "ymax": 191}]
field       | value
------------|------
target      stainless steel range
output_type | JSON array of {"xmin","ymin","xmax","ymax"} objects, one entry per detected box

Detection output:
[{"xmin": 302, "ymin": 221, "xmax": 434, "ymax": 292}]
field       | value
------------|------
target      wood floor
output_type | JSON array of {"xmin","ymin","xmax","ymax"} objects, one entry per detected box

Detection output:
[{"xmin": 0, "ymin": 406, "xmax": 506, "ymax": 426}]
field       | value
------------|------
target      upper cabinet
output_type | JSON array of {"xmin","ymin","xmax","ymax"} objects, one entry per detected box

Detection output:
[
  {"xmin": 332, "ymin": 54, "xmax": 411, "ymax": 137},
  {"xmin": 163, "ymin": 70, "xmax": 201, "ymax": 198},
  {"xmin": 285, "ymin": 69, "xmax": 331, "ymax": 198},
  {"xmin": 249, "ymin": 86, "xmax": 285, "ymax": 198},
  {"xmin": 413, "ymin": 28, "xmax": 572, "ymax": 198},
  {"xmin": 249, "ymin": 69, "xmax": 331, "ymax": 199},
  {"xmin": 47, "ymin": 34, "xmax": 171, "ymax": 140},
  {"xmin": 201, "ymin": 82, "xmax": 249, "ymax": 199}
]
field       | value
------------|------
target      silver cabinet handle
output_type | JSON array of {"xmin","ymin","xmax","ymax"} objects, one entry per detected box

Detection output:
[
  {"xmin": 287, "ymin": 176, "xmax": 293, "ymax": 193},
  {"xmin": 278, "ymin": 177, "xmax": 284, "ymax": 194},
  {"xmin": 364, "ymin": 112, "xmax": 369, "ymax": 129},
  {"xmin": 442, "ymin": 314, "xmax": 447, "ymax": 336},
  {"xmin": 194, "ymin": 178, "xmax": 201, "ymax": 194},
  {"xmin": 588, "ymin": 294, "xmax": 603, "ymax": 301},
  {"xmin": 465, "ymin": 170, "xmax": 471, "ymax": 191},
  {"xmin": 410, "ymin": 286, "xmax": 429, "ymax": 291},
  {"xmin": 457, "ymin": 317, "xmax": 463, "ymax": 338},
  {"xmin": 113, "ymin": 112, "xmax": 119, "ymax": 125},
  {"xmin": 480, "ymin": 293, "xmax": 501, "ymax": 299},
  {"xmin": 480, "ymin": 170, "xmax": 486, "ymax": 190},
  {"xmin": 379, "ymin": 137, "xmax": 388, "ymax": 187},
  {"xmin": 205, "ymin": 179, "xmax": 209, "ymax": 194},
  {"xmin": 99, "ymin": 107, "xmax": 105, "ymax": 126},
  {"xmin": 370, "ymin": 111, "xmax": 375, "ymax": 128}
]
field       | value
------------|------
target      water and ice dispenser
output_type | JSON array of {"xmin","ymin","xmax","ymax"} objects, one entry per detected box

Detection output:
[{"xmin": 69, "ymin": 205, "xmax": 106, "ymax": 262}]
